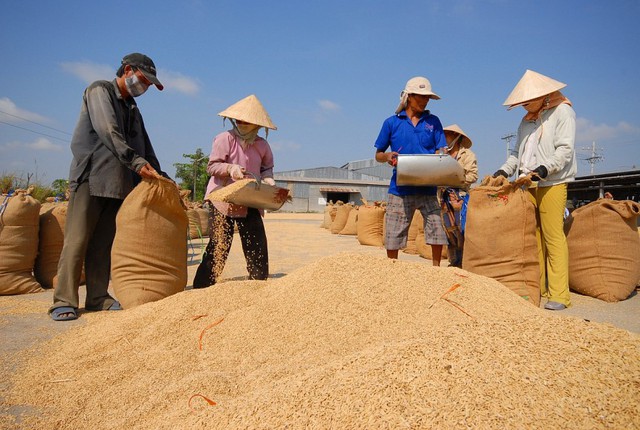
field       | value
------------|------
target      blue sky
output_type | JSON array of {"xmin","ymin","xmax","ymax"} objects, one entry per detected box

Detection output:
[{"xmin": 1, "ymin": 0, "xmax": 639, "ymax": 187}]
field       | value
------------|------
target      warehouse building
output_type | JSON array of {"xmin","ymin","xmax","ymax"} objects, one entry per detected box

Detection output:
[
  {"xmin": 273, "ymin": 159, "xmax": 391, "ymax": 212},
  {"xmin": 274, "ymin": 158, "xmax": 639, "ymax": 214}
]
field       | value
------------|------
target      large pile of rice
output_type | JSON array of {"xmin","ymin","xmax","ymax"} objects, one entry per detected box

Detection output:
[{"xmin": 5, "ymin": 253, "xmax": 639, "ymax": 429}]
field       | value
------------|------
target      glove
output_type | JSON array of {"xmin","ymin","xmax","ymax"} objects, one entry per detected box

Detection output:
[
  {"xmin": 530, "ymin": 165, "xmax": 548, "ymax": 181},
  {"xmin": 262, "ymin": 177, "xmax": 276, "ymax": 186},
  {"xmin": 493, "ymin": 169, "xmax": 508, "ymax": 178},
  {"xmin": 228, "ymin": 164, "xmax": 245, "ymax": 180}
]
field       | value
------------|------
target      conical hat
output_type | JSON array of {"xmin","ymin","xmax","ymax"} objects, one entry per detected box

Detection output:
[
  {"xmin": 443, "ymin": 124, "xmax": 472, "ymax": 148},
  {"xmin": 503, "ymin": 70, "xmax": 566, "ymax": 108},
  {"xmin": 218, "ymin": 95, "xmax": 277, "ymax": 130}
]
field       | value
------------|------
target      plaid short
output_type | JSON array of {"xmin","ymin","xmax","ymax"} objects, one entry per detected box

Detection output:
[{"xmin": 384, "ymin": 193, "xmax": 448, "ymax": 250}]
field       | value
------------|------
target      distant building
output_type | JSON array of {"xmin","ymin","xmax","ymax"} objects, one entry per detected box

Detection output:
[
  {"xmin": 274, "ymin": 159, "xmax": 640, "ymax": 214},
  {"xmin": 274, "ymin": 159, "xmax": 391, "ymax": 212},
  {"xmin": 567, "ymin": 169, "xmax": 640, "ymax": 207}
]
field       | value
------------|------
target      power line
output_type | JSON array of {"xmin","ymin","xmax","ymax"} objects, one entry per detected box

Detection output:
[
  {"xmin": 0, "ymin": 120, "xmax": 71, "ymax": 143},
  {"xmin": 578, "ymin": 141, "xmax": 604, "ymax": 175},
  {"xmin": 501, "ymin": 133, "xmax": 516, "ymax": 159},
  {"xmin": 0, "ymin": 109, "xmax": 72, "ymax": 136}
]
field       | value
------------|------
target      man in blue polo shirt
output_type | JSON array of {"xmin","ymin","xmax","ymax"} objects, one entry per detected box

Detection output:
[{"xmin": 374, "ymin": 76, "xmax": 448, "ymax": 265}]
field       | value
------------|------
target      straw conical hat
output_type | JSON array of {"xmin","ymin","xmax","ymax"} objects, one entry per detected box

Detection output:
[
  {"xmin": 218, "ymin": 95, "xmax": 277, "ymax": 130},
  {"xmin": 503, "ymin": 70, "xmax": 566, "ymax": 108},
  {"xmin": 443, "ymin": 124, "xmax": 472, "ymax": 148}
]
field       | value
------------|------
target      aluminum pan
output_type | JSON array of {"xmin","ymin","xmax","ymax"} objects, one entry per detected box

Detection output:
[
  {"xmin": 396, "ymin": 154, "xmax": 466, "ymax": 187},
  {"xmin": 207, "ymin": 181, "xmax": 291, "ymax": 211}
]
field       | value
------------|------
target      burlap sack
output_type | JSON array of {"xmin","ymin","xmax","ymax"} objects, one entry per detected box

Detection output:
[
  {"xmin": 321, "ymin": 203, "xmax": 336, "ymax": 229},
  {"xmin": 0, "ymin": 191, "xmax": 43, "ymax": 294},
  {"xmin": 462, "ymin": 176, "xmax": 540, "ymax": 306},
  {"xmin": 331, "ymin": 203, "xmax": 353, "ymax": 234},
  {"xmin": 565, "ymin": 199, "xmax": 640, "ymax": 302},
  {"xmin": 196, "ymin": 207, "xmax": 210, "ymax": 236},
  {"xmin": 339, "ymin": 206, "xmax": 358, "ymax": 235},
  {"xmin": 34, "ymin": 203, "xmax": 67, "ymax": 289},
  {"xmin": 187, "ymin": 209, "xmax": 202, "ymax": 239},
  {"xmin": 111, "ymin": 177, "xmax": 188, "ymax": 309},
  {"xmin": 356, "ymin": 203, "xmax": 385, "ymax": 247}
]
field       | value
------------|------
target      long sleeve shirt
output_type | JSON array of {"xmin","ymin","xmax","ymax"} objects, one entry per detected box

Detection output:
[
  {"xmin": 454, "ymin": 147, "xmax": 478, "ymax": 190},
  {"xmin": 205, "ymin": 130, "xmax": 275, "ymax": 217},
  {"xmin": 500, "ymin": 103, "xmax": 577, "ymax": 187},
  {"xmin": 67, "ymin": 79, "xmax": 165, "ymax": 199}
]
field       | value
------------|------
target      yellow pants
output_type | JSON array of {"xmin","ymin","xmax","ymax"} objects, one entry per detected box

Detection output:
[{"xmin": 528, "ymin": 183, "xmax": 571, "ymax": 307}]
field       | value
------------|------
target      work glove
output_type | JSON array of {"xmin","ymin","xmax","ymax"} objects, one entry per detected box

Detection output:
[
  {"xmin": 262, "ymin": 177, "xmax": 276, "ymax": 186},
  {"xmin": 228, "ymin": 164, "xmax": 245, "ymax": 180},
  {"xmin": 530, "ymin": 165, "xmax": 548, "ymax": 181},
  {"xmin": 493, "ymin": 169, "xmax": 508, "ymax": 179}
]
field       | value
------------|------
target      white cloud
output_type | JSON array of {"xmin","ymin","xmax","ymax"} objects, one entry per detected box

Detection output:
[
  {"xmin": 576, "ymin": 117, "xmax": 640, "ymax": 144},
  {"xmin": 60, "ymin": 61, "xmax": 114, "ymax": 84},
  {"xmin": 318, "ymin": 99, "xmax": 341, "ymax": 111},
  {"xmin": 28, "ymin": 138, "xmax": 63, "ymax": 151},
  {"xmin": 59, "ymin": 61, "xmax": 200, "ymax": 96},
  {"xmin": 0, "ymin": 98, "xmax": 51, "ymax": 124},
  {"xmin": 0, "ymin": 138, "xmax": 62, "ymax": 152},
  {"xmin": 159, "ymin": 70, "xmax": 200, "ymax": 95}
]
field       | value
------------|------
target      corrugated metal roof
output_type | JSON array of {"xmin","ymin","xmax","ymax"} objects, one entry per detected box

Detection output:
[{"xmin": 320, "ymin": 186, "xmax": 361, "ymax": 193}]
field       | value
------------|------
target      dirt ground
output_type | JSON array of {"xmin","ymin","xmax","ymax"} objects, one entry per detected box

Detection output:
[{"xmin": 0, "ymin": 211, "xmax": 638, "ymax": 427}]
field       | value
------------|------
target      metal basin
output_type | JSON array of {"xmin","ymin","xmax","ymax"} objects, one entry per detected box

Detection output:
[
  {"xmin": 396, "ymin": 154, "xmax": 466, "ymax": 187},
  {"xmin": 226, "ymin": 181, "xmax": 291, "ymax": 211}
]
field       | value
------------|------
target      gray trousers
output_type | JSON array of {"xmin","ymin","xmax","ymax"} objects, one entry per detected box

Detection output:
[{"xmin": 50, "ymin": 182, "xmax": 121, "ymax": 312}]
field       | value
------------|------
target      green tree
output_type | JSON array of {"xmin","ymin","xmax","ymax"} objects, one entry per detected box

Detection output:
[
  {"xmin": 51, "ymin": 179, "xmax": 69, "ymax": 197},
  {"xmin": 173, "ymin": 148, "xmax": 210, "ymax": 201}
]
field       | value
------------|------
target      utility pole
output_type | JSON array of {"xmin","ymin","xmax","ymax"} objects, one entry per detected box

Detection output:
[
  {"xmin": 501, "ymin": 133, "xmax": 516, "ymax": 159},
  {"xmin": 579, "ymin": 141, "xmax": 603, "ymax": 175}
]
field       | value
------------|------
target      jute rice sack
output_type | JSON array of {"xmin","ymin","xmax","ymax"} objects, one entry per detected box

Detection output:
[
  {"xmin": 111, "ymin": 177, "xmax": 188, "ymax": 309},
  {"xmin": 331, "ymin": 203, "xmax": 353, "ymax": 234},
  {"xmin": 196, "ymin": 207, "xmax": 210, "ymax": 236},
  {"xmin": 320, "ymin": 203, "xmax": 336, "ymax": 229},
  {"xmin": 356, "ymin": 202, "xmax": 385, "ymax": 247},
  {"xmin": 565, "ymin": 199, "xmax": 640, "ymax": 302},
  {"xmin": 339, "ymin": 205, "xmax": 358, "ymax": 235},
  {"xmin": 462, "ymin": 176, "xmax": 540, "ymax": 306},
  {"xmin": 34, "ymin": 203, "xmax": 67, "ymax": 289},
  {"xmin": 186, "ymin": 209, "xmax": 202, "ymax": 239},
  {"xmin": 0, "ymin": 191, "xmax": 43, "ymax": 295}
]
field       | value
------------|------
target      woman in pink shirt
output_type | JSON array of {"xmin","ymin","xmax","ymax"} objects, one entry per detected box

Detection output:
[{"xmin": 192, "ymin": 95, "xmax": 277, "ymax": 289}]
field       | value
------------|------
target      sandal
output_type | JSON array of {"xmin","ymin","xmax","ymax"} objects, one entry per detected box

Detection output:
[
  {"xmin": 50, "ymin": 306, "xmax": 78, "ymax": 321},
  {"xmin": 85, "ymin": 300, "xmax": 122, "ymax": 312}
]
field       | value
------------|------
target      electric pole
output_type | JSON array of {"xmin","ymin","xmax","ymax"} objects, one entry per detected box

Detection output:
[
  {"xmin": 501, "ymin": 133, "xmax": 516, "ymax": 159},
  {"xmin": 579, "ymin": 141, "xmax": 604, "ymax": 175}
]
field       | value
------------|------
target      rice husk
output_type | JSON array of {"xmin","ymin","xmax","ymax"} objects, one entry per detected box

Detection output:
[{"xmin": 6, "ymin": 253, "xmax": 640, "ymax": 429}]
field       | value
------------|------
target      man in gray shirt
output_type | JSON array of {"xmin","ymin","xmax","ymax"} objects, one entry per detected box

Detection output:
[{"xmin": 50, "ymin": 53, "xmax": 168, "ymax": 321}]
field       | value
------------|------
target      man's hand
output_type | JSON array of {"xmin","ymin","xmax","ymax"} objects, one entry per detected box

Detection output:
[
  {"xmin": 139, "ymin": 163, "xmax": 159, "ymax": 179},
  {"xmin": 387, "ymin": 151, "xmax": 399, "ymax": 166},
  {"xmin": 228, "ymin": 164, "xmax": 245, "ymax": 180},
  {"xmin": 493, "ymin": 169, "xmax": 508, "ymax": 179},
  {"xmin": 263, "ymin": 177, "xmax": 276, "ymax": 186}
]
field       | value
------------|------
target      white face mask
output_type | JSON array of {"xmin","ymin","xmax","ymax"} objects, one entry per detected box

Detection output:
[
  {"xmin": 232, "ymin": 121, "xmax": 260, "ymax": 145},
  {"xmin": 125, "ymin": 73, "xmax": 149, "ymax": 97}
]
